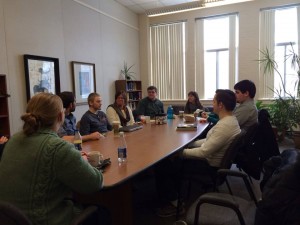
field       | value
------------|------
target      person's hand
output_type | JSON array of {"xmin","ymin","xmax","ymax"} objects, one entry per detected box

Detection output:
[
  {"xmin": 201, "ymin": 112, "xmax": 208, "ymax": 118},
  {"xmin": 62, "ymin": 135, "xmax": 74, "ymax": 142},
  {"xmin": 89, "ymin": 132, "xmax": 105, "ymax": 140},
  {"xmin": 80, "ymin": 151, "xmax": 88, "ymax": 161},
  {"xmin": 0, "ymin": 136, "xmax": 8, "ymax": 144},
  {"xmin": 199, "ymin": 118, "xmax": 207, "ymax": 123}
]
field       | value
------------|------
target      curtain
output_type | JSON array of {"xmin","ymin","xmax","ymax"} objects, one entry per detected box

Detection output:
[
  {"xmin": 150, "ymin": 22, "xmax": 186, "ymax": 100},
  {"xmin": 259, "ymin": 9, "xmax": 275, "ymax": 98}
]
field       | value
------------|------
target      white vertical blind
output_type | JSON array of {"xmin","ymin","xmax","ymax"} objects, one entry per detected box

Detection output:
[
  {"xmin": 150, "ymin": 22, "xmax": 186, "ymax": 100},
  {"xmin": 297, "ymin": 7, "xmax": 300, "ymax": 60},
  {"xmin": 229, "ymin": 14, "xmax": 238, "ymax": 88},
  {"xmin": 259, "ymin": 9, "xmax": 275, "ymax": 98},
  {"xmin": 195, "ymin": 19, "xmax": 205, "ymax": 98}
]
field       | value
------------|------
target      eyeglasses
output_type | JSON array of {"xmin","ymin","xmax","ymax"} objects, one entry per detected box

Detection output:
[{"xmin": 148, "ymin": 91, "xmax": 156, "ymax": 94}]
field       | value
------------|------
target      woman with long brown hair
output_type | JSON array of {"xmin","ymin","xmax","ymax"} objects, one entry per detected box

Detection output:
[
  {"xmin": 106, "ymin": 91, "xmax": 135, "ymax": 127},
  {"xmin": 184, "ymin": 91, "xmax": 204, "ymax": 114}
]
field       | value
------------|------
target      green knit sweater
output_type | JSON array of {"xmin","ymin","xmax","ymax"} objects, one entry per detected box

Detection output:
[{"xmin": 0, "ymin": 129, "xmax": 103, "ymax": 225}]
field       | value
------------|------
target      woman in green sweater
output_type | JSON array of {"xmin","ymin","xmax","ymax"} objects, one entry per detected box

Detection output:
[{"xmin": 0, "ymin": 93, "xmax": 104, "ymax": 225}]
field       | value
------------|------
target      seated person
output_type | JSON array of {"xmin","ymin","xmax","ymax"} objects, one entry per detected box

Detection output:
[
  {"xmin": 201, "ymin": 111, "xmax": 219, "ymax": 125},
  {"xmin": 255, "ymin": 149, "xmax": 300, "ymax": 225},
  {"xmin": 233, "ymin": 79, "xmax": 258, "ymax": 131},
  {"xmin": 201, "ymin": 80, "xmax": 258, "ymax": 129},
  {"xmin": 58, "ymin": 91, "xmax": 104, "ymax": 141},
  {"xmin": 80, "ymin": 92, "xmax": 112, "ymax": 135},
  {"xmin": 0, "ymin": 136, "xmax": 8, "ymax": 145},
  {"xmin": 0, "ymin": 135, "xmax": 8, "ymax": 159},
  {"xmin": 57, "ymin": 91, "xmax": 77, "ymax": 136},
  {"xmin": 106, "ymin": 91, "xmax": 135, "ymax": 127},
  {"xmin": 155, "ymin": 89, "xmax": 241, "ymax": 217},
  {"xmin": 0, "ymin": 93, "xmax": 104, "ymax": 225},
  {"xmin": 184, "ymin": 91, "xmax": 204, "ymax": 114},
  {"xmin": 135, "ymin": 86, "xmax": 164, "ymax": 119}
]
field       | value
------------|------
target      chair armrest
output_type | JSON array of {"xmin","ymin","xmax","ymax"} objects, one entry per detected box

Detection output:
[
  {"xmin": 70, "ymin": 205, "xmax": 98, "ymax": 225},
  {"xmin": 217, "ymin": 169, "xmax": 248, "ymax": 178},
  {"xmin": 192, "ymin": 192, "xmax": 247, "ymax": 225},
  {"xmin": 216, "ymin": 169, "xmax": 258, "ymax": 205},
  {"xmin": 198, "ymin": 192, "xmax": 239, "ymax": 208}
]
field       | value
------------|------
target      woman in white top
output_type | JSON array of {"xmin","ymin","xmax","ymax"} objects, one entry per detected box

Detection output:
[{"xmin": 106, "ymin": 91, "xmax": 135, "ymax": 127}]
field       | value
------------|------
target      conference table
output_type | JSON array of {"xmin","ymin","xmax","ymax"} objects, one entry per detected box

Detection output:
[{"xmin": 74, "ymin": 117, "xmax": 209, "ymax": 224}]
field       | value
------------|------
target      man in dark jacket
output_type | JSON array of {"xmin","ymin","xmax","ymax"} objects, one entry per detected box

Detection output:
[{"xmin": 255, "ymin": 149, "xmax": 300, "ymax": 225}]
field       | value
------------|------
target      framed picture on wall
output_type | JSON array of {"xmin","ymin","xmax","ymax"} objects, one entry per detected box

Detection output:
[
  {"xmin": 72, "ymin": 61, "xmax": 96, "ymax": 105},
  {"xmin": 24, "ymin": 54, "xmax": 60, "ymax": 101}
]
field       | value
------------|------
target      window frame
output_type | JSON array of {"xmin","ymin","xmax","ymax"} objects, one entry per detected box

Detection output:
[
  {"xmin": 195, "ymin": 13, "xmax": 239, "ymax": 99},
  {"xmin": 259, "ymin": 5, "xmax": 300, "ymax": 99}
]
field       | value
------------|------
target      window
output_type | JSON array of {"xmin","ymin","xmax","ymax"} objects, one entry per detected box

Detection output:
[
  {"xmin": 259, "ymin": 6, "xmax": 300, "ymax": 98},
  {"xmin": 195, "ymin": 14, "xmax": 238, "ymax": 99},
  {"xmin": 149, "ymin": 21, "xmax": 186, "ymax": 100}
]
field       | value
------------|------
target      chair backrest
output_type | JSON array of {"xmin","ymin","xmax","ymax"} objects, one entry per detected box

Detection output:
[
  {"xmin": 257, "ymin": 109, "xmax": 280, "ymax": 162},
  {"xmin": 220, "ymin": 130, "xmax": 246, "ymax": 170},
  {"xmin": 76, "ymin": 120, "xmax": 81, "ymax": 130},
  {"xmin": 0, "ymin": 201, "xmax": 31, "ymax": 225}
]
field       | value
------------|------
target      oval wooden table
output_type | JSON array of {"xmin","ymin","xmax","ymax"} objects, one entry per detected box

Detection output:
[{"xmin": 74, "ymin": 117, "xmax": 209, "ymax": 225}]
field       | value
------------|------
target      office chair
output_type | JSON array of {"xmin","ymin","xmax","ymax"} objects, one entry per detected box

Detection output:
[
  {"xmin": 0, "ymin": 201, "xmax": 98, "ymax": 225},
  {"xmin": 0, "ymin": 201, "xmax": 32, "ymax": 225},
  {"xmin": 181, "ymin": 130, "xmax": 246, "ymax": 193},
  {"xmin": 176, "ymin": 130, "xmax": 246, "ymax": 219},
  {"xmin": 185, "ymin": 169, "xmax": 258, "ymax": 225}
]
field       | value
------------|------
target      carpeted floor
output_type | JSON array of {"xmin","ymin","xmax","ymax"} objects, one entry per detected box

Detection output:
[
  {"xmin": 132, "ymin": 165, "xmax": 261, "ymax": 225},
  {"xmin": 132, "ymin": 138, "xmax": 295, "ymax": 225}
]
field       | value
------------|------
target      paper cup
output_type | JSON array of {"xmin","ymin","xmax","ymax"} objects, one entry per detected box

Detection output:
[
  {"xmin": 112, "ymin": 121, "xmax": 120, "ymax": 135},
  {"xmin": 87, "ymin": 151, "xmax": 103, "ymax": 167},
  {"xmin": 179, "ymin": 111, "xmax": 184, "ymax": 118}
]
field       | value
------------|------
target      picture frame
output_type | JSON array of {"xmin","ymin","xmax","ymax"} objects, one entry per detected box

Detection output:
[
  {"xmin": 24, "ymin": 54, "xmax": 60, "ymax": 101},
  {"xmin": 72, "ymin": 61, "xmax": 96, "ymax": 105}
]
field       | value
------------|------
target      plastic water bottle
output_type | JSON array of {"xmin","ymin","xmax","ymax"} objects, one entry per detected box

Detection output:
[
  {"xmin": 118, "ymin": 132, "xmax": 127, "ymax": 162},
  {"xmin": 167, "ymin": 105, "xmax": 174, "ymax": 119},
  {"xmin": 73, "ymin": 130, "xmax": 82, "ymax": 150}
]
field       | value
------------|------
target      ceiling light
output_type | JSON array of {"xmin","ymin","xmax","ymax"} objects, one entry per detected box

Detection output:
[{"xmin": 147, "ymin": 0, "xmax": 253, "ymax": 17}]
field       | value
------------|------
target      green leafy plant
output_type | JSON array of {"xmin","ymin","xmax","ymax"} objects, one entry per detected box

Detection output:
[
  {"xmin": 121, "ymin": 62, "xmax": 136, "ymax": 80},
  {"xmin": 259, "ymin": 43, "xmax": 300, "ymax": 133},
  {"xmin": 256, "ymin": 100, "xmax": 267, "ymax": 110}
]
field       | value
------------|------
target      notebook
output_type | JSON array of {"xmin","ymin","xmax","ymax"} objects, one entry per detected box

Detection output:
[
  {"xmin": 176, "ymin": 123, "xmax": 197, "ymax": 131},
  {"xmin": 119, "ymin": 124, "xmax": 143, "ymax": 132}
]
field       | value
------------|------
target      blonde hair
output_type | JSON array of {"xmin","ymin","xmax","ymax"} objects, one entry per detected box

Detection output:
[{"xmin": 21, "ymin": 93, "xmax": 63, "ymax": 136}]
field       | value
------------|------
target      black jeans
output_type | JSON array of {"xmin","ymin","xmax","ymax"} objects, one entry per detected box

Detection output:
[
  {"xmin": 82, "ymin": 204, "xmax": 111, "ymax": 225},
  {"xmin": 155, "ymin": 156, "xmax": 217, "ymax": 203}
]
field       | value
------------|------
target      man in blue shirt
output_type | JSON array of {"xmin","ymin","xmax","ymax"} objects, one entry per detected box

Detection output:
[
  {"xmin": 57, "ymin": 92, "xmax": 77, "ymax": 136},
  {"xmin": 58, "ymin": 91, "xmax": 104, "ymax": 141},
  {"xmin": 80, "ymin": 92, "xmax": 112, "ymax": 135}
]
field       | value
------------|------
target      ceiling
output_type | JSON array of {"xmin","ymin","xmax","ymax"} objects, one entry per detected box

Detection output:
[{"xmin": 115, "ymin": 0, "xmax": 199, "ymax": 14}]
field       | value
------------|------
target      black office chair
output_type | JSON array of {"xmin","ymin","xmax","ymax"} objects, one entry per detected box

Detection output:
[
  {"xmin": 181, "ymin": 130, "xmax": 246, "ymax": 193},
  {"xmin": 176, "ymin": 131, "xmax": 246, "ymax": 219},
  {"xmin": 185, "ymin": 169, "xmax": 258, "ymax": 225},
  {"xmin": 0, "ymin": 201, "xmax": 99, "ymax": 225},
  {"xmin": 0, "ymin": 201, "xmax": 32, "ymax": 225}
]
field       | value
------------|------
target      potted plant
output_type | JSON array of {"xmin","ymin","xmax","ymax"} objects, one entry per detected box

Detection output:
[
  {"xmin": 256, "ymin": 99, "xmax": 291, "ymax": 141},
  {"xmin": 121, "ymin": 62, "xmax": 136, "ymax": 80},
  {"xmin": 259, "ymin": 43, "xmax": 300, "ymax": 144},
  {"xmin": 267, "ymin": 98, "xmax": 293, "ymax": 141}
]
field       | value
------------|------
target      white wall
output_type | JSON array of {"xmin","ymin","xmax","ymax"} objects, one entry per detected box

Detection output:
[
  {"xmin": 0, "ymin": 0, "xmax": 140, "ymax": 135},
  {"xmin": 139, "ymin": 0, "xmax": 300, "ymax": 106}
]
